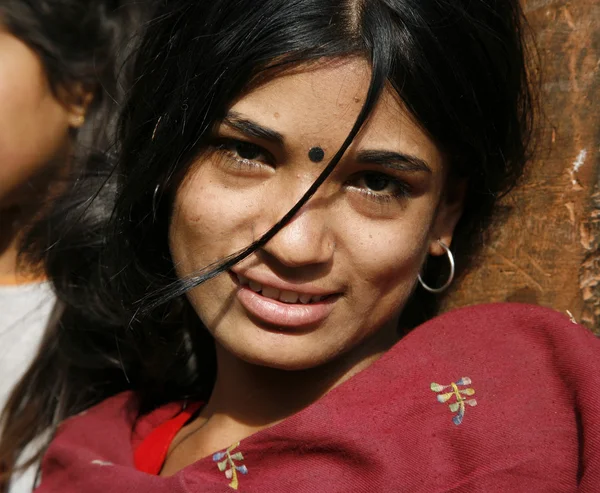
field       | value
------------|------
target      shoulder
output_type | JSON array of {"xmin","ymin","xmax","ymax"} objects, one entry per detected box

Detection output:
[
  {"xmin": 52, "ymin": 391, "xmax": 140, "ymax": 452},
  {"xmin": 386, "ymin": 302, "xmax": 600, "ymax": 392},
  {"xmin": 54, "ymin": 390, "xmax": 186, "ymax": 445},
  {"xmin": 407, "ymin": 302, "xmax": 597, "ymax": 357},
  {"xmin": 345, "ymin": 303, "xmax": 600, "ymax": 488},
  {"xmin": 419, "ymin": 301, "xmax": 586, "ymax": 334},
  {"xmin": 48, "ymin": 391, "xmax": 187, "ymax": 463},
  {"xmin": 38, "ymin": 392, "xmax": 189, "ymax": 493},
  {"xmin": 341, "ymin": 303, "xmax": 599, "ymax": 414},
  {"xmin": 272, "ymin": 304, "xmax": 599, "ymax": 490},
  {"xmin": 0, "ymin": 281, "xmax": 55, "ymax": 325}
]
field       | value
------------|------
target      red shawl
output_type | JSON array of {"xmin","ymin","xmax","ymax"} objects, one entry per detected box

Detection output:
[{"xmin": 36, "ymin": 303, "xmax": 600, "ymax": 492}]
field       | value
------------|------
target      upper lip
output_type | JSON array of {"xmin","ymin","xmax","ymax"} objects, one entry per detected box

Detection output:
[{"xmin": 230, "ymin": 269, "xmax": 338, "ymax": 297}]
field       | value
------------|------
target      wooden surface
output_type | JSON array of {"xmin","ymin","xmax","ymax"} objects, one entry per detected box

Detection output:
[{"xmin": 443, "ymin": 0, "xmax": 600, "ymax": 331}]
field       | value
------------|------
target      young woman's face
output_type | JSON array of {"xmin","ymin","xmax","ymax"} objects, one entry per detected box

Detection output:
[
  {"xmin": 0, "ymin": 25, "xmax": 72, "ymax": 209},
  {"xmin": 170, "ymin": 58, "xmax": 463, "ymax": 370}
]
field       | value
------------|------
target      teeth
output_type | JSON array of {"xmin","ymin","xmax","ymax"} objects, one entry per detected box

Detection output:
[
  {"xmin": 279, "ymin": 291, "xmax": 299, "ymax": 304},
  {"xmin": 249, "ymin": 280, "xmax": 262, "ymax": 292},
  {"xmin": 262, "ymin": 286, "xmax": 281, "ymax": 300},
  {"xmin": 239, "ymin": 275, "xmax": 329, "ymax": 304},
  {"xmin": 299, "ymin": 294, "xmax": 312, "ymax": 304}
]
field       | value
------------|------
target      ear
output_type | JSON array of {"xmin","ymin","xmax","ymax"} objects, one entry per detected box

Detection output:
[
  {"xmin": 59, "ymin": 82, "xmax": 95, "ymax": 129},
  {"xmin": 428, "ymin": 177, "xmax": 468, "ymax": 256}
]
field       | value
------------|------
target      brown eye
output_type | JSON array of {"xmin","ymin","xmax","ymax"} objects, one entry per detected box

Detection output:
[
  {"xmin": 345, "ymin": 171, "xmax": 411, "ymax": 203},
  {"xmin": 234, "ymin": 141, "xmax": 263, "ymax": 160},
  {"xmin": 214, "ymin": 138, "xmax": 273, "ymax": 167},
  {"xmin": 363, "ymin": 172, "xmax": 392, "ymax": 192}
]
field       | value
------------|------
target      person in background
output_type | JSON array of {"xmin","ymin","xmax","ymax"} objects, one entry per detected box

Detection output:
[
  {"xmin": 5, "ymin": 0, "xmax": 600, "ymax": 491},
  {"xmin": 0, "ymin": 1, "xmax": 149, "ymax": 491}
]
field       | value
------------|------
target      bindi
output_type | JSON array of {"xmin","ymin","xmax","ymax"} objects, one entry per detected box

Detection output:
[{"xmin": 308, "ymin": 146, "xmax": 325, "ymax": 163}]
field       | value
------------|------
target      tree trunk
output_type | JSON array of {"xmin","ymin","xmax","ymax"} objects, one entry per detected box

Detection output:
[{"xmin": 443, "ymin": 0, "xmax": 600, "ymax": 332}]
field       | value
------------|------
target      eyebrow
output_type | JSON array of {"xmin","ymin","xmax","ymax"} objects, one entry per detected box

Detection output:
[
  {"xmin": 223, "ymin": 111, "xmax": 284, "ymax": 145},
  {"xmin": 355, "ymin": 150, "xmax": 432, "ymax": 174},
  {"xmin": 221, "ymin": 113, "xmax": 432, "ymax": 174}
]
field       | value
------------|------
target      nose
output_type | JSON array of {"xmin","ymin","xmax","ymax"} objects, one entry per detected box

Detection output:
[{"xmin": 260, "ymin": 200, "xmax": 335, "ymax": 268}]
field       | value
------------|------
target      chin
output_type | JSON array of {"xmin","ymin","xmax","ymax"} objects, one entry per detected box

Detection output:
[
  {"xmin": 241, "ymin": 346, "xmax": 327, "ymax": 371},
  {"xmin": 222, "ymin": 334, "xmax": 335, "ymax": 372},
  {"xmin": 247, "ymin": 356, "xmax": 319, "ymax": 372}
]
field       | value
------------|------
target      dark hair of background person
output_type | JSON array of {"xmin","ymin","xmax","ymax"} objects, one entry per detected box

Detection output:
[
  {"xmin": 0, "ymin": 0, "xmax": 152, "ymax": 484},
  {"xmin": 0, "ymin": 0, "xmax": 538, "ymax": 482}
]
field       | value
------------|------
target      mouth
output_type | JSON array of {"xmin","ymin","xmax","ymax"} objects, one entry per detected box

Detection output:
[
  {"xmin": 229, "ymin": 271, "xmax": 339, "ymax": 329},
  {"xmin": 233, "ymin": 273, "xmax": 333, "ymax": 305}
]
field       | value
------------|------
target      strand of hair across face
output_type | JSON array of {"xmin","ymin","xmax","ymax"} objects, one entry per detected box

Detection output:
[{"xmin": 137, "ymin": 4, "xmax": 396, "ymax": 314}]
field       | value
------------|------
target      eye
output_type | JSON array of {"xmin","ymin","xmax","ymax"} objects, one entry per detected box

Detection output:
[
  {"xmin": 231, "ymin": 141, "xmax": 264, "ymax": 161},
  {"xmin": 363, "ymin": 172, "xmax": 394, "ymax": 192},
  {"xmin": 214, "ymin": 138, "xmax": 274, "ymax": 168},
  {"xmin": 347, "ymin": 171, "xmax": 411, "ymax": 202}
]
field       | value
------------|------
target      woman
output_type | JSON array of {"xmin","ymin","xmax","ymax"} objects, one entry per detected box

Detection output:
[
  {"xmin": 0, "ymin": 0, "xmax": 148, "ymax": 491},
  {"xmin": 11, "ymin": 0, "xmax": 600, "ymax": 491}
]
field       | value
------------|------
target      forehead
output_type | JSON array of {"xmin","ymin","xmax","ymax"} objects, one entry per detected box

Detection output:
[{"xmin": 229, "ymin": 58, "xmax": 443, "ymax": 171}]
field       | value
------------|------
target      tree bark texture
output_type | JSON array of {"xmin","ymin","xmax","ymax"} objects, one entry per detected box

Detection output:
[{"xmin": 443, "ymin": 0, "xmax": 600, "ymax": 331}]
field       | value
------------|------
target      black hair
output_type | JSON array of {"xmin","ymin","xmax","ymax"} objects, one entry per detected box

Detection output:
[
  {"xmin": 1, "ymin": 0, "xmax": 147, "ymax": 159},
  {"xmin": 0, "ymin": 0, "xmax": 152, "ymax": 484},
  {"xmin": 1, "ymin": 0, "xmax": 536, "ymax": 480}
]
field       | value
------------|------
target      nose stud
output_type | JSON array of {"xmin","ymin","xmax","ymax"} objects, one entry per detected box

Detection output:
[{"xmin": 308, "ymin": 146, "xmax": 325, "ymax": 163}]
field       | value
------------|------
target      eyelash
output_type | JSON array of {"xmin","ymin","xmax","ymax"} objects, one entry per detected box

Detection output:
[
  {"xmin": 347, "ymin": 172, "xmax": 412, "ymax": 204},
  {"xmin": 213, "ymin": 138, "xmax": 274, "ymax": 169},
  {"xmin": 211, "ymin": 138, "xmax": 412, "ymax": 204}
]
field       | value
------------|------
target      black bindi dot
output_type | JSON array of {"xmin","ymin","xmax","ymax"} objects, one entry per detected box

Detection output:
[{"xmin": 308, "ymin": 146, "xmax": 325, "ymax": 163}]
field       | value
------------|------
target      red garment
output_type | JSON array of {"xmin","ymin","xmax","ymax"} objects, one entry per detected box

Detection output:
[
  {"xmin": 134, "ymin": 402, "xmax": 203, "ymax": 475},
  {"xmin": 36, "ymin": 304, "xmax": 600, "ymax": 492}
]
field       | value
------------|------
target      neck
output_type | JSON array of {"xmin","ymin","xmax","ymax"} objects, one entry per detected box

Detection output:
[
  {"xmin": 0, "ymin": 152, "xmax": 71, "ymax": 286},
  {"xmin": 0, "ymin": 205, "xmax": 43, "ymax": 285},
  {"xmin": 203, "ymin": 327, "xmax": 397, "ymax": 429},
  {"xmin": 161, "ymin": 323, "xmax": 398, "ymax": 474}
]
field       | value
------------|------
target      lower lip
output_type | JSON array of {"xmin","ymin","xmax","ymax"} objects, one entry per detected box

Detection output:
[{"xmin": 234, "ymin": 282, "xmax": 337, "ymax": 329}]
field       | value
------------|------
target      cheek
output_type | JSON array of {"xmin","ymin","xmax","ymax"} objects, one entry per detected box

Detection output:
[
  {"xmin": 337, "ymin": 222, "xmax": 429, "ymax": 341},
  {"xmin": 337, "ymin": 207, "xmax": 432, "ymax": 317},
  {"xmin": 169, "ymin": 167, "xmax": 268, "ymax": 273},
  {"xmin": 0, "ymin": 50, "xmax": 70, "ymax": 205}
]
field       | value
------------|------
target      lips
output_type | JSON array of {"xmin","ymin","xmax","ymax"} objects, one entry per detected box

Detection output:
[
  {"xmin": 230, "ymin": 271, "xmax": 338, "ymax": 328},
  {"xmin": 235, "ymin": 273, "xmax": 328, "ymax": 304}
]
